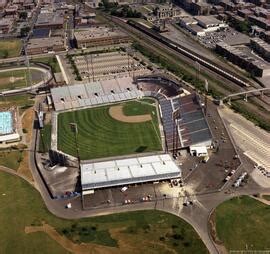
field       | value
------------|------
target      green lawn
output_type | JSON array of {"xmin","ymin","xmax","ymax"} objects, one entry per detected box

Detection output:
[
  {"xmin": 0, "ymin": 39, "xmax": 22, "ymax": 58},
  {"xmin": 32, "ymin": 56, "xmax": 61, "ymax": 73},
  {"xmin": 0, "ymin": 94, "xmax": 34, "ymax": 113},
  {"xmin": 39, "ymin": 124, "xmax": 51, "ymax": 153},
  {"xmin": 58, "ymin": 100, "xmax": 162, "ymax": 160},
  {"xmin": 0, "ymin": 150, "xmax": 23, "ymax": 170},
  {"xmin": 215, "ymin": 196, "xmax": 270, "ymax": 251},
  {"xmin": 0, "ymin": 171, "xmax": 208, "ymax": 254},
  {"xmin": 0, "ymin": 69, "xmax": 42, "ymax": 91}
]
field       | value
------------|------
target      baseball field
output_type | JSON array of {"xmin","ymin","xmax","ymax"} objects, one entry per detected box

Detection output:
[{"xmin": 57, "ymin": 99, "xmax": 162, "ymax": 160}]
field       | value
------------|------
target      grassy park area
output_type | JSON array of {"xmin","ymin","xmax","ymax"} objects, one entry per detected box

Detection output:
[
  {"xmin": 0, "ymin": 39, "xmax": 22, "ymax": 58},
  {"xmin": 0, "ymin": 171, "xmax": 208, "ymax": 254},
  {"xmin": 57, "ymin": 100, "xmax": 162, "ymax": 160},
  {"xmin": 0, "ymin": 94, "xmax": 35, "ymax": 113},
  {"xmin": 32, "ymin": 56, "xmax": 61, "ymax": 73},
  {"xmin": 0, "ymin": 150, "xmax": 24, "ymax": 170},
  {"xmin": 214, "ymin": 196, "xmax": 270, "ymax": 251}
]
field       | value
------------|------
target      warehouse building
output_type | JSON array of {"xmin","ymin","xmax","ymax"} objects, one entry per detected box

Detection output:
[
  {"xmin": 216, "ymin": 42, "xmax": 270, "ymax": 77},
  {"xmin": 74, "ymin": 27, "xmax": 130, "ymax": 48},
  {"xmin": 194, "ymin": 15, "xmax": 228, "ymax": 32},
  {"xmin": 250, "ymin": 37, "xmax": 270, "ymax": 62},
  {"xmin": 26, "ymin": 37, "xmax": 65, "ymax": 55},
  {"xmin": 35, "ymin": 11, "xmax": 64, "ymax": 29}
]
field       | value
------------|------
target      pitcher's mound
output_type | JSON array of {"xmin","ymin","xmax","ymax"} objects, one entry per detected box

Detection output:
[{"xmin": 109, "ymin": 105, "xmax": 152, "ymax": 123}]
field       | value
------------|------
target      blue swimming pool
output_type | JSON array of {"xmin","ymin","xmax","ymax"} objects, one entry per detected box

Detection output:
[{"xmin": 0, "ymin": 112, "xmax": 13, "ymax": 135}]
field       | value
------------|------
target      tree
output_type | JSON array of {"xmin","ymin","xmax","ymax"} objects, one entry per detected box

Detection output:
[
  {"xmin": 20, "ymin": 27, "xmax": 30, "ymax": 37},
  {"xmin": 19, "ymin": 12, "xmax": 28, "ymax": 20}
]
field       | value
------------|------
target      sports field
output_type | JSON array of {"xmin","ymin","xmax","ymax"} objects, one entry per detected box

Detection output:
[
  {"xmin": 0, "ymin": 69, "xmax": 43, "ymax": 91},
  {"xmin": 214, "ymin": 196, "xmax": 270, "ymax": 251},
  {"xmin": 58, "ymin": 99, "xmax": 162, "ymax": 160}
]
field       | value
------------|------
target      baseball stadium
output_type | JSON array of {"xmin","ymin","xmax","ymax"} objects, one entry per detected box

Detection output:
[{"xmin": 50, "ymin": 75, "xmax": 212, "ymax": 193}]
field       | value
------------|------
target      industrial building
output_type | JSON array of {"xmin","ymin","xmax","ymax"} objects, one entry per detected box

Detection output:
[
  {"xmin": 74, "ymin": 27, "xmax": 130, "ymax": 48},
  {"xmin": 216, "ymin": 42, "xmax": 270, "ymax": 77},
  {"xmin": 179, "ymin": 15, "xmax": 227, "ymax": 36},
  {"xmin": 0, "ymin": 17, "xmax": 15, "ymax": 34},
  {"xmin": 26, "ymin": 37, "xmax": 65, "ymax": 55},
  {"xmin": 250, "ymin": 37, "xmax": 270, "ymax": 62},
  {"xmin": 194, "ymin": 15, "xmax": 228, "ymax": 32},
  {"xmin": 35, "ymin": 11, "xmax": 64, "ymax": 29}
]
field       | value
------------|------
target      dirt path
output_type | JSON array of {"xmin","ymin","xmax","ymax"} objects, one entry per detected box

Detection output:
[
  {"xmin": 109, "ymin": 105, "xmax": 152, "ymax": 123},
  {"xmin": 25, "ymin": 223, "xmax": 119, "ymax": 254},
  {"xmin": 17, "ymin": 107, "xmax": 34, "ymax": 182},
  {"xmin": 25, "ymin": 223, "xmax": 178, "ymax": 254}
]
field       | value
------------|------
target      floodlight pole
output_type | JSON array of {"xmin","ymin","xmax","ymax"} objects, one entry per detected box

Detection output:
[{"xmin": 69, "ymin": 122, "xmax": 81, "ymax": 166}]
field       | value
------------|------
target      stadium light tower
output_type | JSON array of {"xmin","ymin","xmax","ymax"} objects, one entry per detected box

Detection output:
[
  {"xmin": 23, "ymin": 41, "xmax": 33, "ymax": 91},
  {"xmin": 172, "ymin": 108, "xmax": 180, "ymax": 156},
  {"xmin": 69, "ymin": 122, "xmax": 81, "ymax": 166}
]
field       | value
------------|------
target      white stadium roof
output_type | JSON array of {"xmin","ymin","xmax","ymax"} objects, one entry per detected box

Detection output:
[{"xmin": 81, "ymin": 154, "xmax": 181, "ymax": 190}]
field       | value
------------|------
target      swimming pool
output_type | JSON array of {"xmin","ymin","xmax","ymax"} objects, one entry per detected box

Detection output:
[{"xmin": 0, "ymin": 111, "xmax": 13, "ymax": 135}]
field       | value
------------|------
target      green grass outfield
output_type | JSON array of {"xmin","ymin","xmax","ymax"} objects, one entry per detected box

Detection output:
[
  {"xmin": 58, "ymin": 100, "xmax": 162, "ymax": 160},
  {"xmin": 0, "ymin": 171, "xmax": 208, "ymax": 254},
  {"xmin": 215, "ymin": 196, "xmax": 270, "ymax": 251}
]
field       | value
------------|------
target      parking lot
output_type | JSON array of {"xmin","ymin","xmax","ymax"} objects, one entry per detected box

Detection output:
[
  {"xmin": 82, "ymin": 179, "xmax": 199, "ymax": 210},
  {"xmin": 74, "ymin": 51, "xmax": 150, "ymax": 81},
  {"xmin": 198, "ymin": 27, "xmax": 250, "ymax": 49}
]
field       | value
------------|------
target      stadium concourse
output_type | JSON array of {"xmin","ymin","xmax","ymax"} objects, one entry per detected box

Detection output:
[{"xmin": 50, "ymin": 76, "xmax": 212, "ymax": 192}]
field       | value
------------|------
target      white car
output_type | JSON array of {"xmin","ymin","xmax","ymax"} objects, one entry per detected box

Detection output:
[{"xmin": 121, "ymin": 186, "xmax": 128, "ymax": 192}]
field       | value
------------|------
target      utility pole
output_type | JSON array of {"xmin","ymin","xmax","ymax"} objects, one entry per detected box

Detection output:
[
  {"xmin": 204, "ymin": 79, "xmax": 208, "ymax": 115},
  {"xmin": 195, "ymin": 61, "xmax": 200, "ymax": 82},
  {"xmin": 172, "ymin": 108, "xmax": 180, "ymax": 156}
]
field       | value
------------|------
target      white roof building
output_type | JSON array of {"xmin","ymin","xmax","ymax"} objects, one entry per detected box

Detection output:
[{"xmin": 81, "ymin": 154, "xmax": 181, "ymax": 190}]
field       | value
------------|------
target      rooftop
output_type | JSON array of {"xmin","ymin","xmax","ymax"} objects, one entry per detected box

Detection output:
[
  {"xmin": 194, "ymin": 15, "xmax": 222, "ymax": 26},
  {"xmin": 81, "ymin": 154, "xmax": 181, "ymax": 190},
  {"xmin": 27, "ymin": 37, "xmax": 64, "ymax": 49},
  {"xmin": 36, "ymin": 12, "xmax": 64, "ymax": 27},
  {"xmin": 74, "ymin": 26, "xmax": 128, "ymax": 41}
]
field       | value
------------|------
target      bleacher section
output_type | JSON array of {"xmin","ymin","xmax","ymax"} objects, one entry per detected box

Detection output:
[
  {"xmin": 51, "ymin": 77, "xmax": 143, "ymax": 111},
  {"xmin": 178, "ymin": 94, "xmax": 212, "ymax": 148}
]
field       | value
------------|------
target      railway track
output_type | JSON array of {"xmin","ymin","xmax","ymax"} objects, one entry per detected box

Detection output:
[
  {"xmin": 127, "ymin": 20, "xmax": 250, "ymax": 88},
  {"xmin": 103, "ymin": 15, "xmax": 270, "ymax": 111}
]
